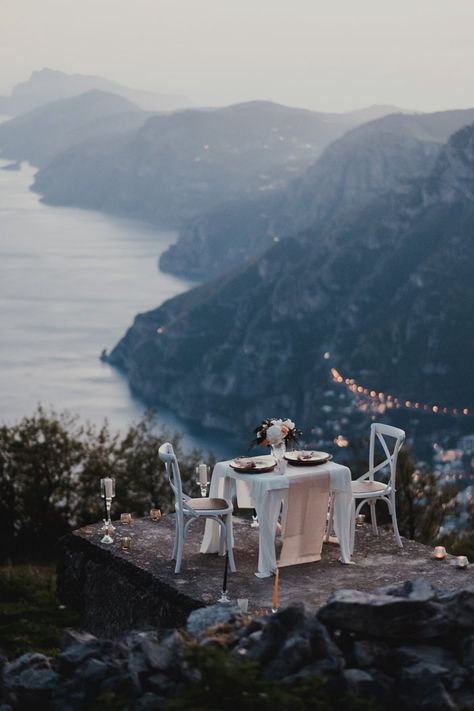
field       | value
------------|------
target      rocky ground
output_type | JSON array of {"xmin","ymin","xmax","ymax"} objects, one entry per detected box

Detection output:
[{"xmin": 2, "ymin": 579, "xmax": 474, "ymax": 710}]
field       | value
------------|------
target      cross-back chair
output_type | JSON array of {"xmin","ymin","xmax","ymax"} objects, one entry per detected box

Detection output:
[
  {"xmin": 158, "ymin": 442, "xmax": 236, "ymax": 574},
  {"xmin": 325, "ymin": 422, "xmax": 405, "ymax": 548},
  {"xmin": 352, "ymin": 422, "xmax": 405, "ymax": 547}
]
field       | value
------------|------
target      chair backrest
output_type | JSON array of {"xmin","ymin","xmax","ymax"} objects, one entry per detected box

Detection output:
[
  {"xmin": 368, "ymin": 422, "xmax": 405, "ymax": 487},
  {"xmin": 158, "ymin": 442, "xmax": 185, "ymax": 511}
]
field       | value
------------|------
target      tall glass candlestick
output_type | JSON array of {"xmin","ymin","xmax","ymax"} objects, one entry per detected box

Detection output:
[
  {"xmin": 218, "ymin": 551, "xmax": 230, "ymax": 603},
  {"xmin": 196, "ymin": 464, "xmax": 210, "ymax": 497},
  {"xmin": 100, "ymin": 477, "xmax": 116, "ymax": 532}
]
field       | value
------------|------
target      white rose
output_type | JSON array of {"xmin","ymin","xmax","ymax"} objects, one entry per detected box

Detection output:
[
  {"xmin": 272, "ymin": 419, "xmax": 283, "ymax": 426},
  {"xmin": 266, "ymin": 424, "xmax": 284, "ymax": 445},
  {"xmin": 283, "ymin": 419, "xmax": 295, "ymax": 430}
]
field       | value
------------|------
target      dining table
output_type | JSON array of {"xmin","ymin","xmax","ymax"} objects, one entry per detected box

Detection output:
[{"xmin": 200, "ymin": 455, "xmax": 355, "ymax": 577}]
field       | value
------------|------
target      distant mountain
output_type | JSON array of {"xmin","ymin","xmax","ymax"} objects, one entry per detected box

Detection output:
[
  {"xmin": 0, "ymin": 68, "xmax": 192, "ymax": 116},
  {"xmin": 160, "ymin": 108, "xmax": 474, "ymax": 279},
  {"xmin": 0, "ymin": 91, "xmax": 149, "ymax": 168},
  {"xmin": 105, "ymin": 123, "xmax": 474, "ymax": 436},
  {"xmin": 32, "ymin": 101, "xmax": 400, "ymax": 227}
]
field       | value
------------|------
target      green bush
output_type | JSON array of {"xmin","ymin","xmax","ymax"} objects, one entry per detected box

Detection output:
[{"xmin": 0, "ymin": 406, "xmax": 206, "ymax": 562}]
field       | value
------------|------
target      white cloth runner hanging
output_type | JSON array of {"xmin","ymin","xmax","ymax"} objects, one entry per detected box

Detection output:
[{"xmin": 278, "ymin": 471, "xmax": 330, "ymax": 567}]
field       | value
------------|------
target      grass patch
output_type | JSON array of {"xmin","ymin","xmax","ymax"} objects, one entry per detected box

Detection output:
[{"xmin": 0, "ymin": 563, "xmax": 81, "ymax": 659}]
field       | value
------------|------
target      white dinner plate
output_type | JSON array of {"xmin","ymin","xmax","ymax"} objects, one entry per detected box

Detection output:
[
  {"xmin": 284, "ymin": 450, "xmax": 332, "ymax": 466},
  {"xmin": 230, "ymin": 456, "xmax": 277, "ymax": 474}
]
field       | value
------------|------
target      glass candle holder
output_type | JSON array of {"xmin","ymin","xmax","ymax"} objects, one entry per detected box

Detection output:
[
  {"xmin": 120, "ymin": 513, "xmax": 132, "ymax": 525},
  {"xmin": 356, "ymin": 514, "xmax": 366, "ymax": 527},
  {"xmin": 237, "ymin": 598, "xmax": 249, "ymax": 613},
  {"xmin": 121, "ymin": 537, "xmax": 131, "ymax": 551},
  {"xmin": 150, "ymin": 508, "xmax": 162, "ymax": 521},
  {"xmin": 454, "ymin": 555, "xmax": 469, "ymax": 569},
  {"xmin": 196, "ymin": 464, "xmax": 210, "ymax": 497},
  {"xmin": 100, "ymin": 477, "xmax": 116, "ymax": 532},
  {"xmin": 433, "ymin": 546, "xmax": 447, "ymax": 560},
  {"xmin": 100, "ymin": 525, "xmax": 114, "ymax": 545}
]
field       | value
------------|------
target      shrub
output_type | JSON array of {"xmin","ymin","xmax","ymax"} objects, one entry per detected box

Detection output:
[{"xmin": 0, "ymin": 406, "xmax": 206, "ymax": 562}]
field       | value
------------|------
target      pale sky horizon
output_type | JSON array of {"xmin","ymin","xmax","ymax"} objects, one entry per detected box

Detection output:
[{"xmin": 1, "ymin": 0, "xmax": 473, "ymax": 113}]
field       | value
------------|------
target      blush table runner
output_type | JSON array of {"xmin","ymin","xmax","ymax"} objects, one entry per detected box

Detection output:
[{"xmin": 278, "ymin": 471, "xmax": 330, "ymax": 567}]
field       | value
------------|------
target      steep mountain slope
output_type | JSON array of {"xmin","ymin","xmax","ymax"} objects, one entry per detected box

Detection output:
[
  {"xmin": 105, "ymin": 123, "xmax": 474, "ymax": 435},
  {"xmin": 0, "ymin": 68, "xmax": 191, "ymax": 116},
  {"xmin": 32, "ymin": 101, "xmax": 401, "ymax": 228},
  {"xmin": 0, "ymin": 91, "xmax": 148, "ymax": 168},
  {"xmin": 160, "ymin": 108, "xmax": 474, "ymax": 279}
]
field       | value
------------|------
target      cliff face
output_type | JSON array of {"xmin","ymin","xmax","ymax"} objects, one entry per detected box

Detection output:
[
  {"xmin": 31, "ymin": 101, "xmax": 399, "ymax": 228},
  {"xmin": 160, "ymin": 108, "xmax": 474, "ymax": 279},
  {"xmin": 107, "ymin": 124, "xmax": 474, "ymax": 434}
]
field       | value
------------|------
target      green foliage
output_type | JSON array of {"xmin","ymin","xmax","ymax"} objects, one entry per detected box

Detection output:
[
  {"xmin": 395, "ymin": 448, "xmax": 457, "ymax": 545},
  {"xmin": 347, "ymin": 437, "xmax": 456, "ymax": 546},
  {"xmin": 165, "ymin": 645, "xmax": 380, "ymax": 711},
  {"xmin": 0, "ymin": 406, "xmax": 205, "ymax": 561},
  {"xmin": 0, "ymin": 564, "xmax": 80, "ymax": 658}
]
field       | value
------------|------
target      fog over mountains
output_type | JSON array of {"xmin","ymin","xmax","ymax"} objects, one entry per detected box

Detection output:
[
  {"xmin": 0, "ymin": 90, "xmax": 148, "ymax": 168},
  {"xmin": 0, "ymin": 68, "xmax": 191, "ymax": 116},
  {"xmin": 31, "ymin": 101, "xmax": 403, "ymax": 227}
]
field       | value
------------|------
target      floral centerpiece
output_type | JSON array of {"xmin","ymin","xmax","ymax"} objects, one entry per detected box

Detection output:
[{"xmin": 252, "ymin": 418, "xmax": 302, "ymax": 452}]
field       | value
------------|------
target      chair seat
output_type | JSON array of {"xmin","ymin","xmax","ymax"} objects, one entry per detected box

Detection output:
[
  {"xmin": 185, "ymin": 497, "xmax": 230, "ymax": 512},
  {"xmin": 352, "ymin": 480, "xmax": 389, "ymax": 496}
]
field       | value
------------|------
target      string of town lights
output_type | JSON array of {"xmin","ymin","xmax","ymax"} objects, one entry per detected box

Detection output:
[{"xmin": 329, "ymin": 365, "xmax": 470, "ymax": 418}]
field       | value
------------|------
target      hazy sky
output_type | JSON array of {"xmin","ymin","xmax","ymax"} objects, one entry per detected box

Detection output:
[{"xmin": 1, "ymin": 0, "xmax": 473, "ymax": 112}]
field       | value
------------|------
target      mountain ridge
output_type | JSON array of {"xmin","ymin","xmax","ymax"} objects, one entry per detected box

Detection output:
[
  {"xmin": 0, "ymin": 68, "xmax": 192, "ymax": 116},
  {"xmin": 105, "ymin": 123, "xmax": 474, "ymax": 437},
  {"xmin": 31, "ymin": 100, "xmax": 400, "ymax": 227},
  {"xmin": 159, "ymin": 107, "xmax": 474, "ymax": 279},
  {"xmin": 0, "ymin": 90, "xmax": 148, "ymax": 167}
]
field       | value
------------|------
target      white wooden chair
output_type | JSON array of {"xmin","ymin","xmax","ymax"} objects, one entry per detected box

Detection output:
[
  {"xmin": 158, "ymin": 442, "xmax": 236, "ymax": 574},
  {"xmin": 326, "ymin": 422, "xmax": 405, "ymax": 548}
]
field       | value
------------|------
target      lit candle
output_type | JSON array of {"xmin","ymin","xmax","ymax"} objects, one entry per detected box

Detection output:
[
  {"xmin": 454, "ymin": 555, "xmax": 469, "ymax": 569},
  {"xmin": 356, "ymin": 514, "xmax": 366, "ymax": 527},
  {"xmin": 101, "ymin": 477, "xmax": 114, "ymax": 498},
  {"xmin": 433, "ymin": 546, "xmax": 447, "ymax": 560},
  {"xmin": 150, "ymin": 508, "xmax": 162, "ymax": 521},
  {"xmin": 121, "ymin": 537, "xmax": 131, "ymax": 551},
  {"xmin": 120, "ymin": 513, "xmax": 132, "ymax": 524},
  {"xmin": 272, "ymin": 568, "xmax": 279, "ymax": 612},
  {"xmin": 198, "ymin": 464, "xmax": 208, "ymax": 486}
]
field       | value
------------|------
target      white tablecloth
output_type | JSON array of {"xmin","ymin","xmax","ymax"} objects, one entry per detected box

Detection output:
[{"xmin": 200, "ymin": 458, "xmax": 355, "ymax": 577}]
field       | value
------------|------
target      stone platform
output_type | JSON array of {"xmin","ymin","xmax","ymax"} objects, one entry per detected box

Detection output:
[{"xmin": 57, "ymin": 514, "xmax": 474, "ymax": 637}]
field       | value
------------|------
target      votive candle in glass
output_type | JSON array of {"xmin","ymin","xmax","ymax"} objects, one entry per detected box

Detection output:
[
  {"xmin": 454, "ymin": 555, "xmax": 469, "ymax": 569},
  {"xmin": 356, "ymin": 514, "xmax": 366, "ymax": 527},
  {"xmin": 433, "ymin": 546, "xmax": 447, "ymax": 560},
  {"xmin": 150, "ymin": 508, "xmax": 162, "ymax": 521},
  {"xmin": 120, "ymin": 513, "xmax": 132, "ymax": 524},
  {"xmin": 121, "ymin": 537, "xmax": 131, "ymax": 551}
]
